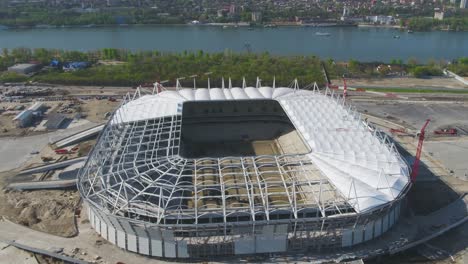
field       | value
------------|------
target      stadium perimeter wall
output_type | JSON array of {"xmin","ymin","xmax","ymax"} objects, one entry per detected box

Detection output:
[{"xmin": 86, "ymin": 199, "xmax": 403, "ymax": 259}]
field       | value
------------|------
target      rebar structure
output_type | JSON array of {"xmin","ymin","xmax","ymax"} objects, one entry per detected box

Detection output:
[{"xmin": 78, "ymin": 79, "xmax": 411, "ymax": 258}]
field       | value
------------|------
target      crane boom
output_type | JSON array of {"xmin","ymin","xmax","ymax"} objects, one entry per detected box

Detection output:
[{"xmin": 410, "ymin": 119, "xmax": 430, "ymax": 182}]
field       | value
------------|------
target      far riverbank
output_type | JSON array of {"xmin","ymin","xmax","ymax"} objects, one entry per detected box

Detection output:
[{"xmin": 0, "ymin": 26, "xmax": 466, "ymax": 62}]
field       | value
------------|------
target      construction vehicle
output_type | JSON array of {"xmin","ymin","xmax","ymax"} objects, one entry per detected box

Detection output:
[
  {"xmin": 434, "ymin": 128, "xmax": 457, "ymax": 135},
  {"xmin": 411, "ymin": 119, "xmax": 430, "ymax": 183},
  {"xmin": 389, "ymin": 128, "xmax": 408, "ymax": 135},
  {"xmin": 55, "ymin": 149, "xmax": 69, "ymax": 154}
]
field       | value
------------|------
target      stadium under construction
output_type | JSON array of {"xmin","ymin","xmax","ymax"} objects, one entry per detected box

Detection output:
[{"xmin": 77, "ymin": 79, "xmax": 411, "ymax": 259}]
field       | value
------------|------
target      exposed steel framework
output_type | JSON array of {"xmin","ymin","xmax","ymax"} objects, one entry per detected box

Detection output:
[{"xmin": 78, "ymin": 79, "xmax": 411, "ymax": 258}]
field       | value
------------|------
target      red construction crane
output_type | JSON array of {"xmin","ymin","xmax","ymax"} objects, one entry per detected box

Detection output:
[{"xmin": 411, "ymin": 119, "xmax": 430, "ymax": 183}]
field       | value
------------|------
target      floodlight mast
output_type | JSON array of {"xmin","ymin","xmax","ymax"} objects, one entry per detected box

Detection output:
[
  {"xmin": 189, "ymin": 75, "xmax": 198, "ymax": 89},
  {"xmin": 204, "ymin": 72, "xmax": 212, "ymax": 89}
]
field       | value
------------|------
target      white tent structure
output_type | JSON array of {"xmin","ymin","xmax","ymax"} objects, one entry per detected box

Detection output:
[{"xmin": 78, "ymin": 80, "xmax": 410, "ymax": 259}]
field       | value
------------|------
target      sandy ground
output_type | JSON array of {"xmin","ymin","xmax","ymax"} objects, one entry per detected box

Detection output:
[
  {"xmin": 0, "ymin": 171, "xmax": 79, "ymax": 238},
  {"xmin": 339, "ymin": 76, "xmax": 468, "ymax": 89},
  {"xmin": 80, "ymin": 99, "xmax": 120, "ymax": 123},
  {"xmin": 0, "ymin": 115, "xmax": 27, "ymax": 137},
  {"xmin": 54, "ymin": 85, "xmax": 134, "ymax": 97}
]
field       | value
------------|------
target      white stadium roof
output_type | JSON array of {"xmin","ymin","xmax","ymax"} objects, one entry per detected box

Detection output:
[{"xmin": 106, "ymin": 86, "xmax": 410, "ymax": 213}]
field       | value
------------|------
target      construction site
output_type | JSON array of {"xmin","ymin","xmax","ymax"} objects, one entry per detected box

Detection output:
[{"xmin": 0, "ymin": 76, "xmax": 466, "ymax": 264}]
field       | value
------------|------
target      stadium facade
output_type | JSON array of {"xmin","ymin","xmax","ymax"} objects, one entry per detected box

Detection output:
[{"xmin": 78, "ymin": 80, "xmax": 411, "ymax": 259}]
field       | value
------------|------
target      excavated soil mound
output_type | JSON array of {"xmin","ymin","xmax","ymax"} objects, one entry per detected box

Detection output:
[{"xmin": 0, "ymin": 172, "xmax": 80, "ymax": 237}]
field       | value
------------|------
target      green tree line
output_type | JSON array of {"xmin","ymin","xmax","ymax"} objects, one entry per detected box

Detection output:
[
  {"xmin": 406, "ymin": 16, "xmax": 468, "ymax": 31},
  {"xmin": 1, "ymin": 48, "xmax": 466, "ymax": 86},
  {"xmin": 0, "ymin": 48, "xmax": 326, "ymax": 86}
]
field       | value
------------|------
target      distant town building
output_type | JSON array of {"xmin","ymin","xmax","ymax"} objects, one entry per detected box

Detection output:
[
  {"xmin": 341, "ymin": 6, "xmax": 349, "ymax": 21},
  {"xmin": 228, "ymin": 4, "xmax": 236, "ymax": 15},
  {"xmin": 366, "ymin": 15, "xmax": 395, "ymax": 25},
  {"xmin": 461, "ymin": 0, "xmax": 467, "ymax": 8},
  {"xmin": 434, "ymin": 11, "xmax": 444, "ymax": 20},
  {"xmin": 7, "ymin": 63, "xmax": 41, "ymax": 75},
  {"xmin": 251, "ymin": 11, "xmax": 262, "ymax": 22}
]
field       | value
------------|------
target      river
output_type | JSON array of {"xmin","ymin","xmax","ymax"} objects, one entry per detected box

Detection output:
[{"xmin": 0, "ymin": 25, "xmax": 467, "ymax": 62}]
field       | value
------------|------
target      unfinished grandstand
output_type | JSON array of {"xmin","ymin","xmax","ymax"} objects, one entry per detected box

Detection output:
[{"xmin": 78, "ymin": 79, "xmax": 411, "ymax": 259}]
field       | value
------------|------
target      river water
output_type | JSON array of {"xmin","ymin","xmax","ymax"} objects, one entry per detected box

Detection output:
[{"xmin": 0, "ymin": 25, "xmax": 467, "ymax": 62}]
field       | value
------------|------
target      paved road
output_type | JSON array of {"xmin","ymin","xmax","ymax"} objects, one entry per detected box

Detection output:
[
  {"xmin": 425, "ymin": 140, "xmax": 468, "ymax": 181},
  {"xmin": 0, "ymin": 241, "xmax": 39, "ymax": 264},
  {"xmin": 0, "ymin": 121, "xmax": 100, "ymax": 173},
  {"xmin": 0, "ymin": 134, "xmax": 51, "ymax": 172},
  {"xmin": 0, "ymin": 215, "xmax": 167, "ymax": 264}
]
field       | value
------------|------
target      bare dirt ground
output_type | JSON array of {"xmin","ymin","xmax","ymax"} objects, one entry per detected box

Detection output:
[
  {"xmin": 0, "ymin": 101, "xmax": 64, "ymax": 138},
  {"xmin": 53, "ymin": 85, "xmax": 134, "ymax": 97},
  {"xmin": 0, "ymin": 171, "xmax": 80, "ymax": 238},
  {"xmin": 77, "ymin": 139, "xmax": 96, "ymax": 157},
  {"xmin": 338, "ymin": 77, "xmax": 467, "ymax": 89},
  {"xmin": 0, "ymin": 115, "xmax": 27, "ymax": 137},
  {"xmin": 80, "ymin": 99, "xmax": 120, "ymax": 123}
]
